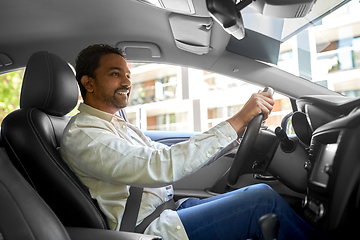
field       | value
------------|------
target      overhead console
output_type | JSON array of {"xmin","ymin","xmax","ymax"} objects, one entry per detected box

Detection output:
[
  {"xmin": 296, "ymin": 95, "xmax": 360, "ymax": 238},
  {"xmin": 206, "ymin": 0, "xmax": 317, "ymax": 40},
  {"xmin": 250, "ymin": 0, "xmax": 317, "ymax": 18}
]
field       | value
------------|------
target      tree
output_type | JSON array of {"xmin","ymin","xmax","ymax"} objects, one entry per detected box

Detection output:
[{"xmin": 0, "ymin": 69, "xmax": 25, "ymax": 123}]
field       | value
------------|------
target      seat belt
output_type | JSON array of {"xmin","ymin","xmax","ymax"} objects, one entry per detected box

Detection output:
[
  {"xmin": 135, "ymin": 198, "xmax": 176, "ymax": 233},
  {"xmin": 120, "ymin": 186, "xmax": 177, "ymax": 233},
  {"xmin": 120, "ymin": 186, "xmax": 143, "ymax": 232}
]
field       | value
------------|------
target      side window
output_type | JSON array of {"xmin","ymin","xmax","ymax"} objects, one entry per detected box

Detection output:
[
  {"xmin": 0, "ymin": 67, "xmax": 80, "ymax": 124},
  {"xmin": 126, "ymin": 63, "xmax": 292, "ymax": 132},
  {"xmin": 0, "ymin": 66, "xmax": 292, "ymax": 132},
  {"xmin": 0, "ymin": 69, "xmax": 25, "ymax": 124}
]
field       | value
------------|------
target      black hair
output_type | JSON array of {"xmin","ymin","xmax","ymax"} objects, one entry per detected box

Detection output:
[{"xmin": 75, "ymin": 44, "xmax": 125, "ymax": 99}]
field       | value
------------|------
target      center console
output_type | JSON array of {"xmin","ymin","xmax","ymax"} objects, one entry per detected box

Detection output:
[{"xmin": 302, "ymin": 107, "xmax": 360, "ymax": 237}]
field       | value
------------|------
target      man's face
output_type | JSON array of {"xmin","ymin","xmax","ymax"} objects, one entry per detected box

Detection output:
[{"xmin": 91, "ymin": 53, "xmax": 132, "ymax": 114}]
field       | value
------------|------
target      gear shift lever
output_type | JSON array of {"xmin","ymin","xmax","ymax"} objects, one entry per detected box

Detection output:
[{"xmin": 258, "ymin": 213, "xmax": 279, "ymax": 240}]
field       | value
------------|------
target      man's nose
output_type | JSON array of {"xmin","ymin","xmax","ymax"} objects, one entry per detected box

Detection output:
[{"xmin": 121, "ymin": 77, "xmax": 132, "ymax": 87}]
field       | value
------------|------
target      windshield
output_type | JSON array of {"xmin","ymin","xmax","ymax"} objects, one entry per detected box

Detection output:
[{"xmin": 276, "ymin": 0, "xmax": 360, "ymax": 96}]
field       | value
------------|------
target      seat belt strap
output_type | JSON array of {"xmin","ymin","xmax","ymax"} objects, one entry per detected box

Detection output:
[
  {"xmin": 135, "ymin": 198, "xmax": 176, "ymax": 233},
  {"xmin": 120, "ymin": 186, "xmax": 177, "ymax": 233},
  {"xmin": 120, "ymin": 186, "xmax": 143, "ymax": 232}
]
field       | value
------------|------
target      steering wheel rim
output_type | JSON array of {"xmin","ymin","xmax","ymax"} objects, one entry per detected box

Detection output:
[{"xmin": 227, "ymin": 113, "xmax": 264, "ymax": 186}]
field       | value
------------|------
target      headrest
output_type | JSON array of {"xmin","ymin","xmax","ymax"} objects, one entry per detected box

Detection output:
[{"xmin": 20, "ymin": 51, "xmax": 79, "ymax": 116}]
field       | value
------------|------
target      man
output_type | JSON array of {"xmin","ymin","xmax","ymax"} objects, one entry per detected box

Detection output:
[{"xmin": 61, "ymin": 44, "xmax": 321, "ymax": 240}]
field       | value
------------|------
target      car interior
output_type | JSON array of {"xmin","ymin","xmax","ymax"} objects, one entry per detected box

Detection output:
[{"xmin": 1, "ymin": 0, "xmax": 359, "ymax": 239}]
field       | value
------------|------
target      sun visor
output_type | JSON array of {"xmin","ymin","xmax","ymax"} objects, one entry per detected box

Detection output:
[
  {"xmin": 226, "ymin": 29, "xmax": 281, "ymax": 65},
  {"xmin": 169, "ymin": 13, "xmax": 213, "ymax": 55}
]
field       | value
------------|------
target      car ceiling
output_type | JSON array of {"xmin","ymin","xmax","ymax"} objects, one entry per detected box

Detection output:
[
  {"xmin": 1, "ymin": 0, "xmax": 346, "ymax": 98},
  {"xmin": 1, "ymin": 0, "xmax": 226, "ymax": 69}
]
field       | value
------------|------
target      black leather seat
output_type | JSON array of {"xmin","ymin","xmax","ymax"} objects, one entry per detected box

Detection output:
[
  {"xmin": 0, "ymin": 147, "xmax": 160, "ymax": 240},
  {"xmin": 1, "ymin": 51, "xmax": 109, "ymax": 229},
  {"xmin": 0, "ymin": 147, "xmax": 71, "ymax": 240}
]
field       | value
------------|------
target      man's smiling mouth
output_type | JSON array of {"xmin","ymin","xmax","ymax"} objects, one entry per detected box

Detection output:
[
  {"xmin": 116, "ymin": 90, "xmax": 129, "ymax": 95},
  {"xmin": 115, "ymin": 88, "xmax": 130, "ymax": 95}
]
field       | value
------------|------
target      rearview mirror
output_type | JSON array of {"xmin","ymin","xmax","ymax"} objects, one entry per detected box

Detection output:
[{"xmin": 206, "ymin": 0, "xmax": 248, "ymax": 40}]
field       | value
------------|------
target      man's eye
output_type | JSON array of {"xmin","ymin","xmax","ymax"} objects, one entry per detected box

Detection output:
[{"xmin": 111, "ymin": 72, "xmax": 119, "ymax": 76}]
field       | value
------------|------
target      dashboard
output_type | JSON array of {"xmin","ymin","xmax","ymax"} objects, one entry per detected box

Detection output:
[{"xmin": 293, "ymin": 95, "xmax": 360, "ymax": 238}]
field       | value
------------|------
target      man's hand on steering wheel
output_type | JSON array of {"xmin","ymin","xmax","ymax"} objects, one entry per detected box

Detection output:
[
  {"xmin": 226, "ymin": 90, "xmax": 275, "ymax": 138},
  {"xmin": 226, "ymin": 88, "xmax": 275, "ymax": 186}
]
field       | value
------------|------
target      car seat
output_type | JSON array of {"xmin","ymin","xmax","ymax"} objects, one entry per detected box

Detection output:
[
  {"xmin": 0, "ymin": 147, "xmax": 71, "ymax": 240},
  {"xmin": 0, "ymin": 147, "xmax": 160, "ymax": 240},
  {"xmin": 1, "ymin": 51, "xmax": 109, "ymax": 229}
]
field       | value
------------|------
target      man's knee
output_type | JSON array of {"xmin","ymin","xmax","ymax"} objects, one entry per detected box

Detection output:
[
  {"xmin": 254, "ymin": 183, "xmax": 272, "ymax": 190},
  {"xmin": 245, "ymin": 183, "xmax": 273, "ymax": 192},
  {"xmin": 246, "ymin": 184, "xmax": 283, "ymax": 205}
]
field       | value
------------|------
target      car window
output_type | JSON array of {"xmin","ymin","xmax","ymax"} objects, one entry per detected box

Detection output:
[
  {"xmin": 0, "ymin": 65, "xmax": 292, "ymax": 131},
  {"xmin": 126, "ymin": 63, "xmax": 292, "ymax": 132},
  {"xmin": 0, "ymin": 69, "xmax": 24, "ymax": 123},
  {"xmin": 0, "ymin": 67, "xmax": 80, "ymax": 124},
  {"xmin": 278, "ymin": 1, "xmax": 360, "ymax": 97}
]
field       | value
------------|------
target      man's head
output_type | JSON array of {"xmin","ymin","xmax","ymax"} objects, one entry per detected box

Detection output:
[{"xmin": 75, "ymin": 44, "xmax": 131, "ymax": 114}]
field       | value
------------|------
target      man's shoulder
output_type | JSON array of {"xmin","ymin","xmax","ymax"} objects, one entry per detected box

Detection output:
[
  {"xmin": 65, "ymin": 112, "xmax": 115, "ymax": 133},
  {"xmin": 61, "ymin": 112, "xmax": 118, "ymax": 151}
]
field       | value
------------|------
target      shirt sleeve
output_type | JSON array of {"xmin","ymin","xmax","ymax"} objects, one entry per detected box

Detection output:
[{"xmin": 61, "ymin": 117, "xmax": 238, "ymax": 188}]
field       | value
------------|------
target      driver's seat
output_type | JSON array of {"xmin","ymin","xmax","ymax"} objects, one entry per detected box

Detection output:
[{"xmin": 1, "ymin": 51, "xmax": 109, "ymax": 229}]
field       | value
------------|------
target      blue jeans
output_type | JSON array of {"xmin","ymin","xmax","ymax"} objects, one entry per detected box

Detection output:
[{"xmin": 177, "ymin": 184, "xmax": 321, "ymax": 240}]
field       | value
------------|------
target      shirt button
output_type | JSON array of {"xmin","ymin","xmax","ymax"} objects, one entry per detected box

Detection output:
[
  {"xmin": 206, "ymin": 153, "xmax": 211, "ymax": 158},
  {"xmin": 228, "ymin": 137, "xmax": 232, "ymax": 141},
  {"xmin": 176, "ymin": 225, "xmax": 181, "ymax": 230},
  {"xmin": 122, "ymin": 125, "xmax": 126, "ymax": 129}
]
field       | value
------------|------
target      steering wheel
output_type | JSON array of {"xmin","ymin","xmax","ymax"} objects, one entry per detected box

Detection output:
[{"xmin": 227, "ymin": 113, "xmax": 264, "ymax": 186}]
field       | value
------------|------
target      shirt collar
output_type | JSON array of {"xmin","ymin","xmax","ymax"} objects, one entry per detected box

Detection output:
[{"xmin": 78, "ymin": 103, "xmax": 124, "ymax": 122}]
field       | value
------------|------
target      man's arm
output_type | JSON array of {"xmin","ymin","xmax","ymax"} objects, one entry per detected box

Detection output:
[
  {"xmin": 61, "ymin": 119, "xmax": 237, "ymax": 188},
  {"xmin": 61, "ymin": 91, "xmax": 274, "ymax": 188}
]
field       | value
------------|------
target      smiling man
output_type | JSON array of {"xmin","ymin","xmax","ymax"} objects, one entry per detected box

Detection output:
[
  {"xmin": 61, "ymin": 44, "xmax": 321, "ymax": 240},
  {"xmin": 76, "ymin": 49, "xmax": 132, "ymax": 113}
]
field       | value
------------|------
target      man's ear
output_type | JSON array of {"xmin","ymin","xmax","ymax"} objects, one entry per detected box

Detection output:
[{"xmin": 81, "ymin": 75, "xmax": 94, "ymax": 93}]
